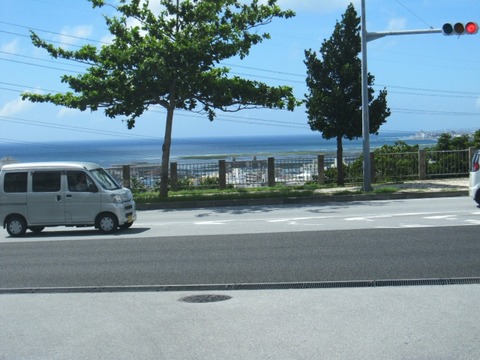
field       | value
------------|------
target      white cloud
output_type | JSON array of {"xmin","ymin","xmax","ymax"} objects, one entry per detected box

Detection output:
[
  {"xmin": 57, "ymin": 107, "xmax": 79, "ymax": 118},
  {"xmin": 58, "ymin": 25, "xmax": 94, "ymax": 47},
  {"xmin": 476, "ymin": 96, "xmax": 480, "ymax": 109},
  {"xmin": 126, "ymin": 17, "xmax": 142, "ymax": 30},
  {"xmin": 275, "ymin": 0, "xmax": 360, "ymax": 13},
  {"xmin": 100, "ymin": 33, "xmax": 115, "ymax": 45},
  {"xmin": 387, "ymin": 17, "xmax": 407, "ymax": 31},
  {"xmin": 0, "ymin": 98, "xmax": 34, "ymax": 117},
  {"xmin": 1, "ymin": 39, "xmax": 20, "ymax": 54},
  {"xmin": 146, "ymin": 0, "xmax": 163, "ymax": 14}
]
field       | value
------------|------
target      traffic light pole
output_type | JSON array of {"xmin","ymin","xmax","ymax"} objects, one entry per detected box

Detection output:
[
  {"xmin": 360, "ymin": 0, "xmax": 373, "ymax": 191},
  {"xmin": 360, "ymin": 0, "xmax": 441, "ymax": 191}
]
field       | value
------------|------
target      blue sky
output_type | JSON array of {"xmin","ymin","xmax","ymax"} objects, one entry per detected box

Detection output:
[{"xmin": 1, "ymin": 0, "xmax": 480, "ymax": 143}]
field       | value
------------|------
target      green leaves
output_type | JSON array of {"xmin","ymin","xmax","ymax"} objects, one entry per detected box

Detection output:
[
  {"xmin": 21, "ymin": 0, "xmax": 297, "ymax": 197},
  {"xmin": 22, "ymin": 0, "xmax": 297, "ymax": 127},
  {"xmin": 304, "ymin": 3, "xmax": 390, "ymax": 141},
  {"xmin": 304, "ymin": 3, "xmax": 390, "ymax": 185}
]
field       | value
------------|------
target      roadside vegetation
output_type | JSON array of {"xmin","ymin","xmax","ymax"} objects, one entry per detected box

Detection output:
[
  {"xmin": 132, "ymin": 183, "xmax": 397, "ymax": 204},
  {"xmin": 131, "ymin": 131, "xmax": 476, "ymax": 204}
]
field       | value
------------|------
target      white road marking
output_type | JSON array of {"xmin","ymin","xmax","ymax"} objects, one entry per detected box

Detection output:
[
  {"xmin": 344, "ymin": 212, "xmax": 439, "ymax": 221},
  {"xmin": 268, "ymin": 216, "xmax": 335, "ymax": 223},
  {"xmin": 344, "ymin": 217, "xmax": 375, "ymax": 222},
  {"xmin": 424, "ymin": 215, "xmax": 457, "ymax": 220},
  {"xmin": 465, "ymin": 219, "xmax": 480, "ymax": 225},
  {"xmin": 195, "ymin": 221, "xmax": 233, "ymax": 225},
  {"xmin": 402, "ymin": 224, "xmax": 436, "ymax": 228}
]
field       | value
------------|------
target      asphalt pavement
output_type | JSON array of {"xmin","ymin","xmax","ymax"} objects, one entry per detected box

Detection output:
[{"xmin": 1, "ymin": 178, "xmax": 479, "ymax": 360}]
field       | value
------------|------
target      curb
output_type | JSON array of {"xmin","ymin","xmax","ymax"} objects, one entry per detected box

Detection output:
[
  {"xmin": 2, "ymin": 276, "xmax": 479, "ymax": 294},
  {"xmin": 136, "ymin": 190, "xmax": 469, "ymax": 210}
]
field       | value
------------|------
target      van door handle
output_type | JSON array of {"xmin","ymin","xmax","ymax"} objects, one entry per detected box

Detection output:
[
  {"xmin": 56, "ymin": 195, "xmax": 62, "ymax": 201},
  {"xmin": 66, "ymin": 195, "xmax": 72, "ymax": 198}
]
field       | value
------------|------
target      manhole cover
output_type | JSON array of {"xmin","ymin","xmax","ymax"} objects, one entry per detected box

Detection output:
[{"xmin": 179, "ymin": 294, "xmax": 232, "ymax": 303}]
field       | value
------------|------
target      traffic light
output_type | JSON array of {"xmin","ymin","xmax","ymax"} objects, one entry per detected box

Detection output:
[
  {"xmin": 442, "ymin": 22, "xmax": 479, "ymax": 35},
  {"xmin": 466, "ymin": 22, "xmax": 479, "ymax": 34}
]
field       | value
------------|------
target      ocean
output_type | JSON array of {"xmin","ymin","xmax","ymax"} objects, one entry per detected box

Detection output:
[{"xmin": 0, "ymin": 132, "xmax": 436, "ymax": 168}]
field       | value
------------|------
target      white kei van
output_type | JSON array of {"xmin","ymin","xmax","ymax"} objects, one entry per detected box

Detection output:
[
  {"xmin": 0, "ymin": 162, "xmax": 136, "ymax": 237},
  {"xmin": 470, "ymin": 150, "xmax": 480, "ymax": 205}
]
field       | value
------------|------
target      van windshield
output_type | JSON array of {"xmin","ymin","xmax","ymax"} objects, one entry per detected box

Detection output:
[{"xmin": 90, "ymin": 168, "xmax": 121, "ymax": 190}]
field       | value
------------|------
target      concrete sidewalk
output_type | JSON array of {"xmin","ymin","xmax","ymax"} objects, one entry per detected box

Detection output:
[
  {"xmin": 330, "ymin": 177, "xmax": 469, "ymax": 193},
  {"xmin": 1, "ymin": 284, "xmax": 479, "ymax": 360}
]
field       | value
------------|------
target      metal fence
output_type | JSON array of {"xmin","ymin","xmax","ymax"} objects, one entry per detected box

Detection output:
[
  {"xmin": 226, "ymin": 159, "xmax": 268, "ymax": 188},
  {"xmin": 374, "ymin": 152, "xmax": 419, "ymax": 182},
  {"xmin": 274, "ymin": 158, "xmax": 318, "ymax": 186},
  {"xmin": 426, "ymin": 149, "xmax": 470, "ymax": 178},
  {"xmin": 107, "ymin": 148, "xmax": 474, "ymax": 191}
]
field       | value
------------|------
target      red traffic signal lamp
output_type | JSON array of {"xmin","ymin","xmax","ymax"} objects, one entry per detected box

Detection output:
[
  {"xmin": 465, "ymin": 22, "xmax": 479, "ymax": 34},
  {"xmin": 442, "ymin": 22, "xmax": 479, "ymax": 35}
]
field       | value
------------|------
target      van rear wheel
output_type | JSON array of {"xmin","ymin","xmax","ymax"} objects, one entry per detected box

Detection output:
[
  {"xmin": 6, "ymin": 217, "xmax": 27, "ymax": 237},
  {"xmin": 97, "ymin": 213, "xmax": 118, "ymax": 234}
]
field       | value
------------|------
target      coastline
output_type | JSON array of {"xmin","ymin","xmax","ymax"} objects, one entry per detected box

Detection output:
[{"xmin": 0, "ymin": 132, "xmax": 439, "ymax": 168}]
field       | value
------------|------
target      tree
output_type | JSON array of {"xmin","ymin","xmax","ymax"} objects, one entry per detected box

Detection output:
[
  {"xmin": 428, "ymin": 132, "xmax": 474, "ymax": 177},
  {"xmin": 21, "ymin": 0, "xmax": 298, "ymax": 197},
  {"xmin": 434, "ymin": 132, "xmax": 472, "ymax": 151},
  {"xmin": 373, "ymin": 141, "xmax": 419, "ymax": 182},
  {"xmin": 304, "ymin": 3, "xmax": 390, "ymax": 185},
  {"xmin": 472, "ymin": 130, "xmax": 480, "ymax": 149}
]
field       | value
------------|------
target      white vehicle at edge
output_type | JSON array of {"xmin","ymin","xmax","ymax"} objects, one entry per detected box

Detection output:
[
  {"xmin": 469, "ymin": 150, "xmax": 480, "ymax": 205},
  {"xmin": 0, "ymin": 162, "xmax": 136, "ymax": 237}
]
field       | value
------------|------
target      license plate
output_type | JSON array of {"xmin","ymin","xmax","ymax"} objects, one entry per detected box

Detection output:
[{"xmin": 127, "ymin": 215, "xmax": 133, "ymax": 223}]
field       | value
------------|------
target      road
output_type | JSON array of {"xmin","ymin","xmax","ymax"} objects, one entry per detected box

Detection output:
[
  {"xmin": 2, "ymin": 196, "xmax": 480, "ymax": 242},
  {"xmin": 1, "ymin": 197, "xmax": 479, "ymax": 289},
  {"xmin": 2, "ymin": 196, "xmax": 480, "ymax": 360}
]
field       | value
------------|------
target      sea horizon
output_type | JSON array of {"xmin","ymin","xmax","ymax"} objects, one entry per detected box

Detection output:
[{"xmin": 0, "ymin": 132, "xmax": 438, "ymax": 168}]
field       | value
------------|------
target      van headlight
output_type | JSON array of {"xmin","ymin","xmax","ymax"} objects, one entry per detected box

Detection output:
[{"xmin": 112, "ymin": 194, "xmax": 123, "ymax": 204}]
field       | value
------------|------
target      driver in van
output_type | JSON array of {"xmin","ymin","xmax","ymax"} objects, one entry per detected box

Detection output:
[{"xmin": 73, "ymin": 173, "xmax": 88, "ymax": 192}]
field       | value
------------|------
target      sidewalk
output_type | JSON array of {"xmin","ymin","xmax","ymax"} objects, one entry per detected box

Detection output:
[
  {"xmin": 1, "ymin": 284, "xmax": 479, "ymax": 360},
  {"xmin": 318, "ymin": 177, "xmax": 469, "ymax": 194}
]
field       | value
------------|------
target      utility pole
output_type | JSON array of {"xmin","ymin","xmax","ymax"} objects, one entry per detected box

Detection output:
[{"xmin": 360, "ymin": 0, "xmax": 442, "ymax": 192}]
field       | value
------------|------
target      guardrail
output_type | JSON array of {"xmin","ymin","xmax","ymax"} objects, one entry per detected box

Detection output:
[{"xmin": 107, "ymin": 148, "xmax": 475, "ymax": 191}]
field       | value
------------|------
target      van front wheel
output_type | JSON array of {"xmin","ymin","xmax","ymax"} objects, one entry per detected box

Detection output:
[
  {"xmin": 6, "ymin": 216, "xmax": 27, "ymax": 237},
  {"xmin": 120, "ymin": 222, "xmax": 133, "ymax": 230},
  {"xmin": 96, "ymin": 213, "xmax": 118, "ymax": 234}
]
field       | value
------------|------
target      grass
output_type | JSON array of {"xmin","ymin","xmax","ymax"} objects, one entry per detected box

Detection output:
[
  {"xmin": 134, "ymin": 186, "xmax": 316, "ymax": 203},
  {"xmin": 133, "ymin": 183, "xmax": 402, "ymax": 204},
  {"xmin": 371, "ymin": 187, "xmax": 399, "ymax": 194}
]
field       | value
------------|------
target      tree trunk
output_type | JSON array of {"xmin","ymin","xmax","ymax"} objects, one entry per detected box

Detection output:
[
  {"xmin": 159, "ymin": 81, "xmax": 177, "ymax": 198},
  {"xmin": 159, "ymin": 105, "xmax": 174, "ymax": 198},
  {"xmin": 336, "ymin": 136, "xmax": 344, "ymax": 186}
]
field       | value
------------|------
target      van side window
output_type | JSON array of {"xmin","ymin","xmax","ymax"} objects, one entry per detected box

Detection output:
[
  {"xmin": 32, "ymin": 171, "xmax": 61, "ymax": 192},
  {"xmin": 4, "ymin": 172, "xmax": 28, "ymax": 193},
  {"xmin": 67, "ymin": 171, "xmax": 97, "ymax": 192}
]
